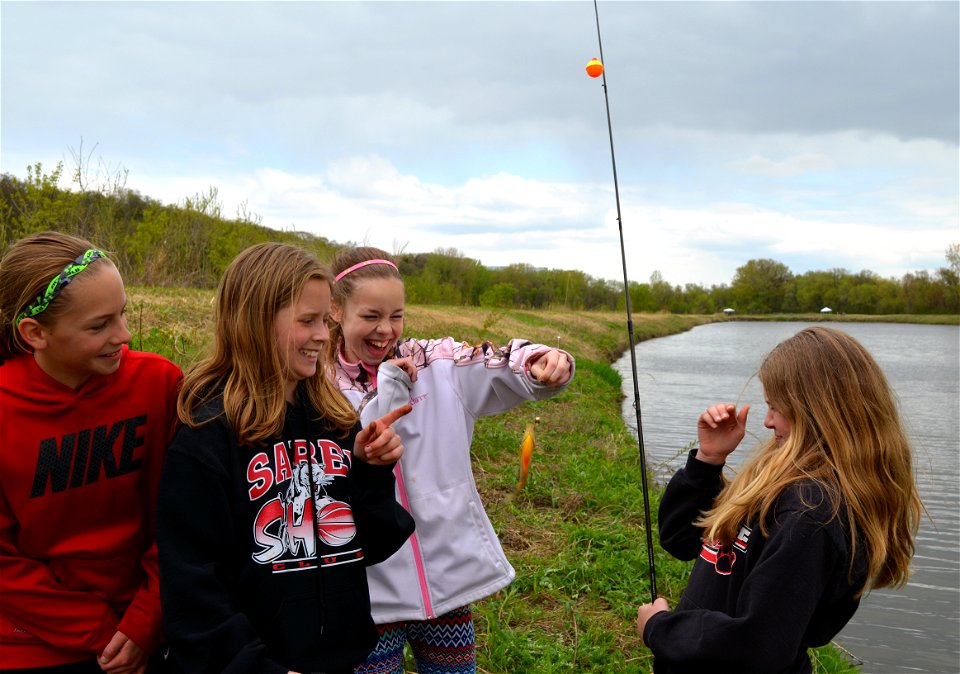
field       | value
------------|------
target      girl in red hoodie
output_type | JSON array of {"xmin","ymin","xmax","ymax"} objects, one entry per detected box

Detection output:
[{"xmin": 0, "ymin": 232, "xmax": 182, "ymax": 673}]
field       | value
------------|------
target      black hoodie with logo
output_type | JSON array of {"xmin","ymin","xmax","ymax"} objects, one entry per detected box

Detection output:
[
  {"xmin": 157, "ymin": 392, "xmax": 415, "ymax": 674},
  {"xmin": 644, "ymin": 449, "xmax": 868, "ymax": 674}
]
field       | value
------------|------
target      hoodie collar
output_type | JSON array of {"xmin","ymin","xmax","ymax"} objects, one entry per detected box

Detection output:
[{"xmin": 336, "ymin": 341, "xmax": 381, "ymax": 391}]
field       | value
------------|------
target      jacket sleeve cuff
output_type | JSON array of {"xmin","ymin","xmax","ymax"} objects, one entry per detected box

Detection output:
[
  {"xmin": 351, "ymin": 456, "xmax": 397, "ymax": 485},
  {"xmin": 378, "ymin": 361, "xmax": 413, "ymax": 390},
  {"xmin": 683, "ymin": 447, "xmax": 725, "ymax": 481},
  {"xmin": 642, "ymin": 611, "xmax": 664, "ymax": 650},
  {"xmin": 117, "ymin": 598, "xmax": 164, "ymax": 655}
]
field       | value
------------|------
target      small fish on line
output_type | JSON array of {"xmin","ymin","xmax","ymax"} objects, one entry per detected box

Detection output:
[{"xmin": 514, "ymin": 417, "xmax": 541, "ymax": 495}]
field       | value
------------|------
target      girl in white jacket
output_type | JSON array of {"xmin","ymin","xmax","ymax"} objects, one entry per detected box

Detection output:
[{"xmin": 328, "ymin": 247, "xmax": 574, "ymax": 674}]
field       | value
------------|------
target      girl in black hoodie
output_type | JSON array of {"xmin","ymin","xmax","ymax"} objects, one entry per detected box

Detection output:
[
  {"xmin": 157, "ymin": 243, "xmax": 414, "ymax": 674},
  {"xmin": 638, "ymin": 327, "xmax": 922, "ymax": 673}
]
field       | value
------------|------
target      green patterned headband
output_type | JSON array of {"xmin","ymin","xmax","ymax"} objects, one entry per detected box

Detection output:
[{"xmin": 16, "ymin": 249, "xmax": 107, "ymax": 324}]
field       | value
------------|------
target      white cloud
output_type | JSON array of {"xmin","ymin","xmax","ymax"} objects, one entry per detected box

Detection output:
[
  {"xmin": 729, "ymin": 153, "xmax": 836, "ymax": 178},
  {"xmin": 2, "ymin": 1, "xmax": 956, "ymax": 288}
]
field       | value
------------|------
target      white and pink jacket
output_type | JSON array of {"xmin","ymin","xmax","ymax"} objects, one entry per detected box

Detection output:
[{"xmin": 334, "ymin": 337, "xmax": 574, "ymax": 624}]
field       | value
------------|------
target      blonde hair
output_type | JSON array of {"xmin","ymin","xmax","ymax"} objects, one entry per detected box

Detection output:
[
  {"xmin": 179, "ymin": 242, "xmax": 357, "ymax": 445},
  {"xmin": 0, "ymin": 231, "xmax": 111, "ymax": 360},
  {"xmin": 699, "ymin": 326, "xmax": 922, "ymax": 595},
  {"xmin": 327, "ymin": 246, "xmax": 404, "ymax": 361}
]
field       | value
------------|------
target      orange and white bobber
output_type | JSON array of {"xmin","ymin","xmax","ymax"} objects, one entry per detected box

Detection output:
[{"xmin": 585, "ymin": 57, "xmax": 604, "ymax": 78}]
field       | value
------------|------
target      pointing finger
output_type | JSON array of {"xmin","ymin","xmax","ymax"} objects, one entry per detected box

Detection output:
[{"xmin": 377, "ymin": 403, "xmax": 413, "ymax": 428}]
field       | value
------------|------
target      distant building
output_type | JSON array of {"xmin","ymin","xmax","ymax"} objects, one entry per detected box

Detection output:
[{"xmin": 723, "ymin": 307, "xmax": 735, "ymax": 315}]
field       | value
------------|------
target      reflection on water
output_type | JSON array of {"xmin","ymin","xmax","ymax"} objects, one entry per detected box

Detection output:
[{"xmin": 614, "ymin": 322, "xmax": 960, "ymax": 674}]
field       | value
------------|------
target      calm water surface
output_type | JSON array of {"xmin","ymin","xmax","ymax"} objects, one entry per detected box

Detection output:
[{"xmin": 614, "ymin": 322, "xmax": 959, "ymax": 674}]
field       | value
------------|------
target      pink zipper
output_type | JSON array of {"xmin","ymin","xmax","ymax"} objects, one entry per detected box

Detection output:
[{"xmin": 394, "ymin": 460, "xmax": 434, "ymax": 619}]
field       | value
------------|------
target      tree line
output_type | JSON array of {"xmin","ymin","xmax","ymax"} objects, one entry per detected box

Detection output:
[{"xmin": 2, "ymin": 162, "xmax": 957, "ymax": 315}]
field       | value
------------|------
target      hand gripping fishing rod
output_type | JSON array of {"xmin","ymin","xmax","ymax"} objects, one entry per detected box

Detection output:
[{"xmin": 590, "ymin": 0, "xmax": 658, "ymax": 602}]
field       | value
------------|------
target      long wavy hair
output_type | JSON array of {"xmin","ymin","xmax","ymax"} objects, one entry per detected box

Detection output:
[
  {"xmin": 327, "ymin": 246, "xmax": 404, "ymax": 362},
  {"xmin": 698, "ymin": 326, "xmax": 922, "ymax": 595},
  {"xmin": 179, "ymin": 243, "xmax": 357, "ymax": 445}
]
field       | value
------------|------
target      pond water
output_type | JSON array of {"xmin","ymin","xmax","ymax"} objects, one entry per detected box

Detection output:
[{"xmin": 613, "ymin": 321, "xmax": 960, "ymax": 673}]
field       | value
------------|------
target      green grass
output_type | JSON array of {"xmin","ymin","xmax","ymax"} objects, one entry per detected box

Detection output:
[{"xmin": 127, "ymin": 290, "xmax": 885, "ymax": 673}]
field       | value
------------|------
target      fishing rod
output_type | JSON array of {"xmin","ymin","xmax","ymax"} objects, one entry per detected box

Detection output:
[{"xmin": 589, "ymin": 0, "xmax": 658, "ymax": 602}]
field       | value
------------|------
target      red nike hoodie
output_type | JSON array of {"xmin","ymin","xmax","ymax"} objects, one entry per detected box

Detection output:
[{"xmin": 0, "ymin": 346, "xmax": 181, "ymax": 668}]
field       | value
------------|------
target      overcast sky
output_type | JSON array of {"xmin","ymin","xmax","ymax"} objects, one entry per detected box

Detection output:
[{"xmin": 2, "ymin": 1, "xmax": 957, "ymax": 287}]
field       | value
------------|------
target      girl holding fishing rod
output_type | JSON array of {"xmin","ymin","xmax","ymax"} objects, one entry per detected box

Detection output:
[
  {"xmin": 156, "ymin": 243, "xmax": 415, "ymax": 674},
  {"xmin": 636, "ymin": 326, "xmax": 922, "ymax": 673},
  {"xmin": 327, "ymin": 246, "xmax": 574, "ymax": 674}
]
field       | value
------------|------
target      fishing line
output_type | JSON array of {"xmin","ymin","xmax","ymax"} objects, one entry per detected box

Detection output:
[{"xmin": 590, "ymin": 0, "xmax": 658, "ymax": 602}]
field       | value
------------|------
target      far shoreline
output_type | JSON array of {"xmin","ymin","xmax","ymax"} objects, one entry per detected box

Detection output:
[{"xmin": 713, "ymin": 313, "xmax": 958, "ymax": 326}]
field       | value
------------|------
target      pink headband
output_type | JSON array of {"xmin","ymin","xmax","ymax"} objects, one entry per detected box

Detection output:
[{"xmin": 334, "ymin": 258, "xmax": 399, "ymax": 282}]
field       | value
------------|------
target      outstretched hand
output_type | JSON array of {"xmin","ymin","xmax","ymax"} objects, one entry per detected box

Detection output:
[
  {"xmin": 354, "ymin": 404, "xmax": 413, "ymax": 466},
  {"xmin": 529, "ymin": 349, "xmax": 572, "ymax": 387},
  {"xmin": 696, "ymin": 403, "xmax": 750, "ymax": 465}
]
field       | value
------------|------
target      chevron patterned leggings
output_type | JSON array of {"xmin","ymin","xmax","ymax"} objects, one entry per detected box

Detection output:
[{"xmin": 354, "ymin": 605, "xmax": 476, "ymax": 674}]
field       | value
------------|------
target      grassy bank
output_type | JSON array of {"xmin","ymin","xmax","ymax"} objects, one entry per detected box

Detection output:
[
  {"xmin": 124, "ymin": 287, "xmax": 717, "ymax": 365},
  {"xmin": 124, "ymin": 286, "xmax": 958, "ymax": 364},
  {"xmin": 128, "ymin": 288, "xmax": 871, "ymax": 673}
]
